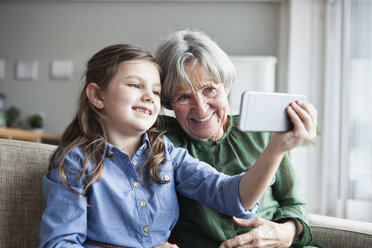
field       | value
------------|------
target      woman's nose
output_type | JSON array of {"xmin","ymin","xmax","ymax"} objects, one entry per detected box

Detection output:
[{"xmin": 192, "ymin": 94, "xmax": 208, "ymax": 115}]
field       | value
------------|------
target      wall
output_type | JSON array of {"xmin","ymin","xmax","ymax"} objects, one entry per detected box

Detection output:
[{"xmin": 0, "ymin": 0, "xmax": 280, "ymax": 134}]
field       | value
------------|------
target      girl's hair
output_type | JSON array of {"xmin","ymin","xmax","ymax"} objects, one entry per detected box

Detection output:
[
  {"xmin": 155, "ymin": 29, "xmax": 236, "ymax": 108},
  {"xmin": 49, "ymin": 44, "xmax": 167, "ymax": 197}
]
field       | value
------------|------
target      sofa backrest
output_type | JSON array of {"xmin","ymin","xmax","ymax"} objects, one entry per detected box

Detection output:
[{"xmin": 0, "ymin": 138, "xmax": 56, "ymax": 248}]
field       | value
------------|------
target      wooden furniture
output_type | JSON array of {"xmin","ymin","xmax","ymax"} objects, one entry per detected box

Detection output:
[{"xmin": 0, "ymin": 127, "xmax": 61, "ymax": 143}]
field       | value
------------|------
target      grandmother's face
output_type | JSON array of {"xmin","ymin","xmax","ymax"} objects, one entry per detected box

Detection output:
[{"xmin": 170, "ymin": 63, "xmax": 230, "ymax": 141}]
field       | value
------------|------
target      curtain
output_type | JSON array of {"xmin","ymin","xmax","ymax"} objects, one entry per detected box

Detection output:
[{"xmin": 324, "ymin": 0, "xmax": 372, "ymax": 221}]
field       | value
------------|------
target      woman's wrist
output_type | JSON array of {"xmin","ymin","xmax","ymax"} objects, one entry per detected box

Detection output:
[
  {"xmin": 264, "ymin": 138, "xmax": 287, "ymax": 158},
  {"xmin": 278, "ymin": 218, "xmax": 303, "ymax": 239},
  {"xmin": 277, "ymin": 220, "xmax": 297, "ymax": 246}
]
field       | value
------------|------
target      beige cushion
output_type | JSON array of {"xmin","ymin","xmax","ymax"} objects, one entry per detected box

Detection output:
[
  {"xmin": 309, "ymin": 213, "xmax": 372, "ymax": 248},
  {"xmin": 0, "ymin": 139, "xmax": 56, "ymax": 248}
]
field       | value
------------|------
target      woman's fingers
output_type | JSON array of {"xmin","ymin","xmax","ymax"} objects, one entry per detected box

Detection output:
[
  {"xmin": 288, "ymin": 101, "xmax": 317, "ymax": 141},
  {"xmin": 232, "ymin": 216, "xmax": 259, "ymax": 228},
  {"xmin": 271, "ymin": 101, "xmax": 318, "ymax": 152},
  {"xmin": 301, "ymin": 101, "xmax": 318, "ymax": 120},
  {"xmin": 296, "ymin": 101, "xmax": 317, "ymax": 130},
  {"xmin": 291, "ymin": 102, "xmax": 313, "ymax": 129},
  {"xmin": 287, "ymin": 105, "xmax": 307, "ymax": 137}
]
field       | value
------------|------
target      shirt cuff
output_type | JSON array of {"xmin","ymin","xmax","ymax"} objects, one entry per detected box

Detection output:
[{"xmin": 222, "ymin": 173, "xmax": 260, "ymax": 219}]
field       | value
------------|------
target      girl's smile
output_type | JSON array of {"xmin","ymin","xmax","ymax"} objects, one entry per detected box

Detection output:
[{"xmin": 132, "ymin": 106, "xmax": 153, "ymax": 115}]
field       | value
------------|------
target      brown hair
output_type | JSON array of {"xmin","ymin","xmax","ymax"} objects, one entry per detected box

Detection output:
[{"xmin": 49, "ymin": 44, "xmax": 167, "ymax": 197}]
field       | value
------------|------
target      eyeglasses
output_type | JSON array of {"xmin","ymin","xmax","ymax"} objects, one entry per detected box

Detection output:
[{"xmin": 171, "ymin": 85, "xmax": 221, "ymax": 106}]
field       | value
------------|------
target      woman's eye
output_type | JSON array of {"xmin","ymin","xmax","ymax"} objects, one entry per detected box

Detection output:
[
  {"xmin": 176, "ymin": 94, "xmax": 191, "ymax": 104},
  {"xmin": 203, "ymin": 87, "xmax": 217, "ymax": 97},
  {"xmin": 179, "ymin": 95, "xmax": 190, "ymax": 100}
]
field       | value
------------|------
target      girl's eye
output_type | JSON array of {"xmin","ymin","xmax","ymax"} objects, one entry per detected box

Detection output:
[
  {"xmin": 153, "ymin": 90, "xmax": 160, "ymax": 96},
  {"xmin": 129, "ymin": 83, "xmax": 140, "ymax": 88}
]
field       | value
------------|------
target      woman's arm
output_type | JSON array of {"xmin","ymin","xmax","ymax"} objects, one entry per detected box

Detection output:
[{"xmin": 239, "ymin": 101, "xmax": 317, "ymax": 210}]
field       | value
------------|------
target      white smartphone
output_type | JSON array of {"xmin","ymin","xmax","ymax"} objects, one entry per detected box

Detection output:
[{"xmin": 237, "ymin": 91, "xmax": 306, "ymax": 132}]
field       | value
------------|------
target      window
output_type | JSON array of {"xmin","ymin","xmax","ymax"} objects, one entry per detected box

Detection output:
[{"xmin": 326, "ymin": 0, "xmax": 372, "ymax": 222}]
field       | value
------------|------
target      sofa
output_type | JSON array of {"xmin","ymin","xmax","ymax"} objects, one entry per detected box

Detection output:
[{"xmin": 1, "ymin": 138, "xmax": 372, "ymax": 248}]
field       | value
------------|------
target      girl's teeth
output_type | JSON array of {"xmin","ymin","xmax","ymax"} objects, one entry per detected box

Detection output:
[{"xmin": 134, "ymin": 108, "xmax": 151, "ymax": 115}]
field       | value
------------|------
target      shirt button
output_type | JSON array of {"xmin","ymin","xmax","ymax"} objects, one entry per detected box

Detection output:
[
  {"xmin": 163, "ymin": 175, "xmax": 170, "ymax": 181},
  {"xmin": 133, "ymin": 182, "xmax": 139, "ymax": 188},
  {"xmin": 143, "ymin": 226, "xmax": 150, "ymax": 232},
  {"xmin": 139, "ymin": 201, "xmax": 146, "ymax": 207},
  {"xmin": 144, "ymin": 144, "xmax": 147, "ymax": 150},
  {"xmin": 133, "ymin": 160, "xmax": 137, "ymax": 166}
]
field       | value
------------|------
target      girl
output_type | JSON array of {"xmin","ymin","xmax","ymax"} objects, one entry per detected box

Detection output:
[{"xmin": 39, "ymin": 44, "xmax": 311, "ymax": 248}]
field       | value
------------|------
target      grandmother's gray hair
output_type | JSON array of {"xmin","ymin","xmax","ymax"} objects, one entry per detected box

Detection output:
[{"xmin": 155, "ymin": 30, "xmax": 236, "ymax": 108}]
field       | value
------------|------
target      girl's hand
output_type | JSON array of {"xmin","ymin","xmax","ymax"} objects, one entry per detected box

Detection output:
[
  {"xmin": 270, "ymin": 101, "xmax": 317, "ymax": 153},
  {"xmin": 154, "ymin": 241, "xmax": 179, "ymax": 248}
]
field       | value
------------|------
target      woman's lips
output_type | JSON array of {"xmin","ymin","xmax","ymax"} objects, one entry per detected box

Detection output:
[
  {"xmin": 190, "ymin": 113, "xmax": 215, "ymax": 128},
  {"xmin": 191, "ymin": 112, "xmax": 214, "ymax": 123}
]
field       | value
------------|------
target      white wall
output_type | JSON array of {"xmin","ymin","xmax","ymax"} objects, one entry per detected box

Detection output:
[{"xmin": 0, "ymin": 0, "xmax": 280, "ymax": 134}]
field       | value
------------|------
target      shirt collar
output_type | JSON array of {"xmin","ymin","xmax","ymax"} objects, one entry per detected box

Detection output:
[
  {"xmin": 141, "ymin": 132, "xmax": 151, "ymax": 150},
  {"xmin": 104, "ymin": 132, "xmax": 151, "ymax": 155}
]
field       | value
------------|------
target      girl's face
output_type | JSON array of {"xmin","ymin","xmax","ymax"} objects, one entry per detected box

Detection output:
[
  {"xmin": 170, "ymin": 63, "xmax": 230, "ymax": 142},
  {"xmin": 100, "ymin": 60, "xmax": 161, "ymax": 139}
]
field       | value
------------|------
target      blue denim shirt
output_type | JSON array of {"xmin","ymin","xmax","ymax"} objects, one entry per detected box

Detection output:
[{"xmin": 39, "ymin": 133, "xmax": 258, "ymax": 248}]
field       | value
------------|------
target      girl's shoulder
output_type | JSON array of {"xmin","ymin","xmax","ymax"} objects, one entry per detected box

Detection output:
[
  {"xmin": 53, "ymin": 146, "xmax": 88, "ymax": 172},
  {"xmin": 162, "ymin": 134, "xmax": 174, "ymax": 151},
  {"xmin": 47, "ymin": 145, "xmax": 89, "ymax": 187},
  {"xmin": 162, "ymin": 134, "xmax": 189, "ymax": 161}
]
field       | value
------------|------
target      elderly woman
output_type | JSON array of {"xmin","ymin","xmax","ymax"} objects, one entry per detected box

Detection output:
[{"xmin": 155, "ymin": 30, "xmax": 317, "ymax": 248}]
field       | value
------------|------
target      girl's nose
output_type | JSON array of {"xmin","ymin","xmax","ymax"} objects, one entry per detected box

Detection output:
[{"xmin": 142, "ymin": 90, "xmax": 155, "ymax": 104}]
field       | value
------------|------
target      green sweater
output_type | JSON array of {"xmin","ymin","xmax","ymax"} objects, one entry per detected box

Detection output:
[{"xmin": 162, "ymin": 115, "xmax": 313, "ymax": 247}]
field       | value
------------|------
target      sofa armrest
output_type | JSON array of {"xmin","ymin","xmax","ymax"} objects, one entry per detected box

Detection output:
[{"xmin": 309, "ymin": 213, "xmax": 372, "ymax": 248}]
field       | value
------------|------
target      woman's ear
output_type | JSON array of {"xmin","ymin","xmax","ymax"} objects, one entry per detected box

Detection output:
[{"xmin": 86, "ymin": 83, "xmax": 104, "ymax": 109}]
